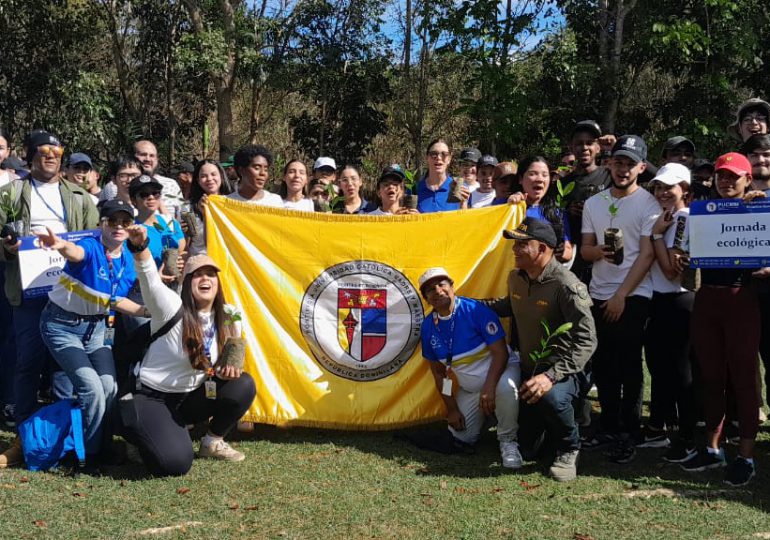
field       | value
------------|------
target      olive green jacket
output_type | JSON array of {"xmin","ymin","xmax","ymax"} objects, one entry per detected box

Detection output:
[{"xmin": 0, "ymin": 177, "xmax": 99, "ymax": 306}]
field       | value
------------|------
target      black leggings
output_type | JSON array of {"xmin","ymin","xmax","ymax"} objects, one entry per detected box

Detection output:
[
  {"xmin": 643, "ymin": 291, "xmax": 696, "ymax": 440},
  {"xmin": 122, "ymin": 373, "xmax": 256, "ymax": 477}
]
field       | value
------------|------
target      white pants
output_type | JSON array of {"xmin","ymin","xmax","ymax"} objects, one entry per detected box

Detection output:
[{"xmin": 449, "ymin": 363, "xmax": 520, "ymax": 444}]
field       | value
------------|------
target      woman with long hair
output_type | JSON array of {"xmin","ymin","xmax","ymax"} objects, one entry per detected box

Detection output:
[
  {"xmin": 512, "ymin": 156, "xmax": 574, "ymax": 264},
  {"xmin": 187, "ymin": 160, "xmax": 233, "ymax": 257},
  {"xmin": 416, "ymin": 138, "xmax": 468, "ymax": 213},
  {"xmin": 120, "ymin": 225, "xmax": 255, "ymax": 476},
  {"xmin": 334, "ymin": 164, "xmax": 375, "ymax": 214},
  {"xmin": 279, "ymin": 160, "xmax": 313, "ymax": 212}
]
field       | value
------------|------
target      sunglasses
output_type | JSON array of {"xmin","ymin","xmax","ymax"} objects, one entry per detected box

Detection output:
[
  {"xmin": 137, "ymin": 191, "xmax": 161, "ymax": 200},
  {"xmin": 38, "ymin": 145, "xmax": 64, "ymax": 158},
  {"xmin": 102, "ymin": 217, "xmax": 134, "ymax": 228},
  {"xmin": 428, "ymin": 151, "xmax": 450, "ymax": 160}
]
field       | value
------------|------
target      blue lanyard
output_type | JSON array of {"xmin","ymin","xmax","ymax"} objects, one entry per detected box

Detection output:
[
  {"xmin": 105, "ymin": 249, "xmax": 126, "ymax": 326},
  {"xmin": 432, "ymin": 300, "xmax": 458, "ymax": 369},
  {"xmin": 31, "ymin": 180, "xmax": 67, "ymax": 224}
]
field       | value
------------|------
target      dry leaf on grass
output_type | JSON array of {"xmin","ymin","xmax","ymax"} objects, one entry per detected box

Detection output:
[
  {"xmin": 33, "ymin": 520, "xmax": 47, "ymax": 528},
  {"xmin": 72, "ymin": 492, "xmax": 87, "ymax": 498},
  {"xmin": 19, "ymin": 476, "xmax": 29, "ymax": 483},
  {"xmin": 519, "ymin": 481, "xmax": 540, "ymax": 492},
  {"xmin": 176, "ymin": 487, "xmax": 191, "ymax": 495},
  {"xmin": 137, "ymin": 521, "xmax": 203, "ymax": 536},
  {"xmin": 244, "ymin": 505, "xmax": 258, "ymax": 511},
  {"xmin": 228, "ymin": 503, "xmax": 239, "ymax": 510},
  {"xmin": 439, "ymin": 481, "xmax": 447, "ymax": 490}
]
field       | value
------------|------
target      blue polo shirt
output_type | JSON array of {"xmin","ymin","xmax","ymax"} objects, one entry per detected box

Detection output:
[
  {"xmin": 139, "ymin": 214, "xmax": 185, "ymax": 268},
  {"xmin": 416, "ymin": 177, "xmax": 460, "ymax": 213},
  {"xmin": 526, "ymin": 206, "xmax": 572, "ymax": 242}
]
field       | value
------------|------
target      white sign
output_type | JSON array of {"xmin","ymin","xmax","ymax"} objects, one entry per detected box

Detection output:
[
  {"xmin": 689, "ymin": 199, "xmax": 770, "ymax": 268},
  {"xmin": 19, "ymin": 230, "xmax": 100, "ymax": 299}
]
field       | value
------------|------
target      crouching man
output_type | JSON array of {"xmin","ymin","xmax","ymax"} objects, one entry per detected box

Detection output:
[
  {"xmin": 485, "ymin": 218, "xmax": 597, "ymax": 481},
  {"xmin": 418, "ymin": 267, "xmax": 522, "ymax": 469}
]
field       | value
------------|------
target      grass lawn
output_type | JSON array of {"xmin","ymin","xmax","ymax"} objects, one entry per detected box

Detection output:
[{"xmin": 1, "ymin": 398, "xmax": 769, "ymax": 539}]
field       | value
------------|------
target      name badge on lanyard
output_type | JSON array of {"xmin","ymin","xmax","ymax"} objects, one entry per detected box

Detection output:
[
  {"xmin": 433, "ymin": 304, "xmax": 457, "ymax": 397},
  {"xmin": 103, "ymin": 251, "xmax": 124, "ymax": 346}
]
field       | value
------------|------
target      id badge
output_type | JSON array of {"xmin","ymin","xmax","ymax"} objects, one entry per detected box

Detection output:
[
  {"xmin": 103, "ymin": 327, "xmax": 116, "ymax": 346},
  {"xmin": 205, "ymin": 379, "xmax": 217, "ymax": 400},
  {"xmin": 441, "ymin": 377, "xmax": 453, "ymax": 396}
]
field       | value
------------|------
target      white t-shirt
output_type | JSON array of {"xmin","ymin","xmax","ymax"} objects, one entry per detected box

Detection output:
[
  {"xmin": 154, "ymin": 174, "xmax": 184, "ymax": 217},
  {"xmin": 227, "ymin": 190, "xmax": 284, "ymax": 207},
  {"xmin": 282, "ymin": 198, "xmax": 314, "ymax": 212},
  {"xmin": 582, "ymin": 186, "xmax": 659, "ymax": 300},
  {"xmin": 650, "ymin": 207, "xmax": 689, "ymax": 294},
  {"xmin": 469, "ymin": 190, "xmax": 495, "ymax": 208},
  {"xmin": 30, "ymin": 179, "xmax": 67, "ymax": 234}
]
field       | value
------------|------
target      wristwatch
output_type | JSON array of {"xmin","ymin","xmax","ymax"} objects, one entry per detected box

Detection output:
[
  {"xmin": 651, "ymin": 233, "xmax": 664, "ymax": 241},
  {"xmin": 127, "ymin": 237, "xmax": 150, "ymax": 253}
]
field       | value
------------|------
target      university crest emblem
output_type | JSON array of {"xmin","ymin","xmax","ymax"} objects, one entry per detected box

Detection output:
[{"xmin": 300, "ymin": 261, "xmax": 423, "ymax": 381}]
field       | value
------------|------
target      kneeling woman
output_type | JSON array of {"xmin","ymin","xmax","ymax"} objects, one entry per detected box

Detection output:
[
  {"xmin": 37, "ymin": 200, "xmax": 147, "ymax": 460},
  {"xmin": 121, "ymin": 225, "xmax": 255, "ymax": 476}
]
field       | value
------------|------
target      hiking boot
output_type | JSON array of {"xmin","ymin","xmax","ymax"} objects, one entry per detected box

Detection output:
[
  {"xmin": 662, "ymin": 440, "xmax": 697, "ymax": 463},
  {"xmin": 724, "ymin": 457, "xmax": 755, "ymax": 487},
  {"xmin": 607, "ymin": 435, "xmax": 636, "ymax": 464},
  {"xmin": 549, "ymin": 449, "xmax": 579, "ymax": 482},
  {"xmin": 198, "ymin": 438, "xmax": 245, "ymax": 462},
  {"xmin": 680, "ymin": 448, "xmax": 726, "ymax": 472},
  {"xmin": 500, "ymin": 441, "xmax": 523, "ymax": 469},
  {"xmin": 636, "ymin": 427, "xmax": 670, "ymax": 448},
  {"xmin": 0, "ymin": 437, "xmax": 23, "ymax": 468},
  {"xmin": 581, "ymin": 430, "xmax": 616, "ymax": 450}
]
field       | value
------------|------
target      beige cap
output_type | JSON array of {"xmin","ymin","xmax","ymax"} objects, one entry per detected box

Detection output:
[
  {"xmin": 418, "ymin": 267, "xmax": 452, "ymax": 294},
  {"xmin": 183, "ymin": 254, "xmax": 221, "ymax": 280}
]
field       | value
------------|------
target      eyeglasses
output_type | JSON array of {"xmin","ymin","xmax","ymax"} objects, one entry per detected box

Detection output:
[
  {"xmin": 102, "ymin": 217, "xmax": 134, "ymax": 228},
  {"xmin": 137, "ymin": 191, "xmax": 161, "ymax": 200},
  {"xmin": 741, "ymin": 114, "xmax": 768, "ymax": 124},
  {"xmin": 37, "ymin": 145, "xmax": 64, "ymax": 158},
  {"xmin": 428, "ymin": 151, "xmax": 450, "ymax": 160}
]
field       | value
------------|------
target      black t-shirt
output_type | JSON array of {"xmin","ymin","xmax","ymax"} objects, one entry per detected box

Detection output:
[{"xmin": 700, "ymin": 268, "xmax": 755, "ymax": 288}]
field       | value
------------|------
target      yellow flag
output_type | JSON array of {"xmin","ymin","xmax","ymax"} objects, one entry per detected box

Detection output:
[{"xmin": 206, "ymin": 198, "xmax": 524, "ymax": 429}]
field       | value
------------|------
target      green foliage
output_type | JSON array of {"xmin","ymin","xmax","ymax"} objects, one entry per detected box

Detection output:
[
  {"xmin": 555, "ymin": 179, "xmax": 575, "ymax": 210},
  {"xmin": 529, "ymin": 318, "xmax": 573, "ymax": 364}
]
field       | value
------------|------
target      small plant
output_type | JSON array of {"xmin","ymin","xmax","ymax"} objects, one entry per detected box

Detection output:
[
  {"xmin": 223, "ymin": 304, "xmax": 242, "ymax": 325},
  {"xmin": 326, "ymin": 182, "xmax": 344, "ymax": 211},
  {"xmin": 529, "ymin": 318, "xmax": 573, "ymax": 371},
  {"xmin": 0, "ymin": 183, "xmax": 21, "ymax": 222},
  {"xmin": 403, "ymin": 169, "xmax": 418, "ymax": 195},
  {"xmin": 601, "ymin": 192, "xmax": 620, "ymax": 226},
  {"xmin": 555, "ymin": 179, "xmax": 575, "ymax": 210}
]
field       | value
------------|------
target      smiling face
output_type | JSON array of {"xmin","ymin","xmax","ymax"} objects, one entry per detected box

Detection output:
[
  {"xmin": 67, "ymin": 163, "xmax": 91, "ymax": 185},
  {"xmin": 31, "ymin": 145, "xmax": 63, "ymax": 181},
  {"xmin": 521, "ymin": 161, "xmax": 550, "ymax": 205},
  {"xmin": 739, "ymin": 108, "xmax": 769, "ymax": 141},
  {"xmin": 132, "ymin": 188, "xmax": 162, "ymax": 213},
  {"xmin": 427, "ymin": 142, "xmax": 451, "ymax": 176},
  {"xmin": 570, "ymin": 131, "xmax": 600, "ymax": 170},
  {"xmin": 238, "ymin": 155, "xmax": 269, "ymax": 191},
  {"xmin": 748, "ymin": 147, "xmax": 770, "ymax": 182},
  {"xmin": 190, "ymin": 266, "xmax": 220, "ymax": 308},
  {"xmin": 652, "ymin": 182, "xmax": 687, "ymax": 212},
  {"xmin": 197, "ymin": 162, "xmax": 223, "ymax": 195},
  {"xmin": 134, "ymin": 141, "xmax": 159, "ymax": 175},
  {"xmin": 609, "ymin": 155, "xmax": 646, "ymax": 191},
  {"xmin": 477, "ymin": 165, "xmax": 495, "ymax": 192},
  {"xmin": 0, "ymin": 136, "xmax": 9, "ymax": 163},
  {"xmin": 283, "ymin": 161, "xmax": 308, "ymax": 196},
  {"xmin": 512, "ymin": 238, "xmax": 543, "ymax": 271},
  {"xmin": 715, "ymin": 169, "xmax": 752, "ymax": 199},
  {"xmin": 100, "ymin": 211, "xmax": 132, "ymax": 248},
  {"xmin": 339, "ymin": 167, "xmax": 362, "ymax": 199},
  {"xmin": 422, "ymin": 277, "xmax": 454, "ymax": 314}
]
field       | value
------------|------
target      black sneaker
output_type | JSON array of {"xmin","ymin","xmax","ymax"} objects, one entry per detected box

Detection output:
[
  {"xmin": 607, "ymin": 435, "xmax": 636, "ymax": 464},
  {"xmin": 637, "ymin": 428, "xmax": 670, "ymax": 448},
  {"xmin": 663, "ymin": 441, "xmax": 697, "ymax": 463},
  {"xmin": 581, "ymin": 431, "xmax": 616, "ymax": 449},
  {"xmin": 1, "ymin": 404, "xmax": 15, "ymax": 429},
  {"xmin": 680, "ymin": 448, "xmax": 726, "ymax": 472},
  {"xmin": 724, "ymin": 457, "xmax": 755, "ymax": 487}
]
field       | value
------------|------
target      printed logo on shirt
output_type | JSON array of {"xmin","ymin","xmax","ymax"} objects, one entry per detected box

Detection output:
[
  {"xmin": 300, "ymin": 261, "xmax": 424, "ymax": 381},
  {"xmin": 485, "ymin": 321, "xmax": 499, "ymax": 336},
  {"xmin": 536, "ymin": 300, "xmax": 549, "ymax": 307},
  {"xmin": 98, "ymin": 267, "xmax": 109, "ymax": 281}
]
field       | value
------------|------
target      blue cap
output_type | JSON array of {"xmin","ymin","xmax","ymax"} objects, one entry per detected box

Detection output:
[{"xmin": 67, "ymin": 152, "xmax": 93, "ymax": 168}]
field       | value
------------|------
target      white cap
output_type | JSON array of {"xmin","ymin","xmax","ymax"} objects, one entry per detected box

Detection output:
[
  {"xmin": 313, "ymin": 157, "xmax": 337, "ymax": 170},
  {"xmin": 651, "ymin": 163, "xmax": 691, "ymax": 186},
  {"xmin": 418, "ymin": 267, "xmax": 452, "ymax": 292}
]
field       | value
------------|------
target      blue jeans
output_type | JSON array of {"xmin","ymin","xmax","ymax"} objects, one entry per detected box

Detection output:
[
  {"xmin": 40, "ymin": 302, "xmax": 117, "ymax": 455},
  {"xmin": 518, "ymin": 371, "xmax": 589, "ymax": 454}
]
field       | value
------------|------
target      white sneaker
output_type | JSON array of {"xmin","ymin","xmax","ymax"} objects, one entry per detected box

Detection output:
[
  {"xmin": 500, "ymin": 441, "xmax": 523, "ymax": 469},
  {"xmin": 199, "ymin": 439, "xmax": 245, "ymax": 462}
]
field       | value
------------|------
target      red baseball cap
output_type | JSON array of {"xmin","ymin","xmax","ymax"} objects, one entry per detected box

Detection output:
[{"xmin": 714, "ymin": 152, "xmax": 752, "ymax": 177}]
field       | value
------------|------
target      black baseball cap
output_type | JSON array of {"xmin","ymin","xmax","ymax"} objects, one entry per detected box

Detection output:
[
  {"xmin": 378, "ymin": 164, "xmax": 406, "ymax": 184},
  {"xmin": 572, "ymin": 120, "xmax": 602, "ymax": 139},
  {"xmin": 129, "ymin": 174, "xmax": 163, "ymax": 198},
  {"xmin": 502, "ymin": 217, "xmax": 558, "ymax": 248},
  {"xmin": 662, "ymin": 136, "xmax": 695, "ymax": 155},
  {"xmin": 170, "ymin": 160, "xmax": 195, "ymax": 175},
  {"xmin": 478, "ymin": 155, "xmax": 498, "ymax": 168},
  {"xmin": 99, "ymin": 199, "xmax": 134, "ymax": 219},
  {"xmin": 459, "ymin": 147, "xmax": 481, "ymax": 163},
  {"xmin": 1, "ymin": 156, "xmax": 27, "ymax": 171},
  {"xmin": 692, "ymin": 158, "xmax": 714, "ymax": 172},
  {"xmin": 611, "ymin": 135, "xmax": 647, "ymax": 163},
  {"xmin": 24, "ymin": 130, "xmax": 62, "ymax": 163}
]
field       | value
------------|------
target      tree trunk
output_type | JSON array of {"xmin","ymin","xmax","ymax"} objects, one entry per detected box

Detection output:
[
  {"xmin": 249, "ymin": 81, "xmax": 263, "ymax": 144},
  {"xmin": 404, "ymin": 0, "xmax": 412, "ymax": 75},
  {"xmin": 166, "ymin": 17, "xmax": 177, "ymax": 165},
  {"xmin": 217, "ymin": 82, "xmax": 235, "ymax": 160},
  {"xmin": 602, "ymin": 0, "xmax": 636, "ymax": 134}
]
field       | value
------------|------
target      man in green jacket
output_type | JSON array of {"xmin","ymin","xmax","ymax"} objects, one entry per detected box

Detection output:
[{"xmin": 0, "ymin": 131, "xmax": 98, "ymax": 468}]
